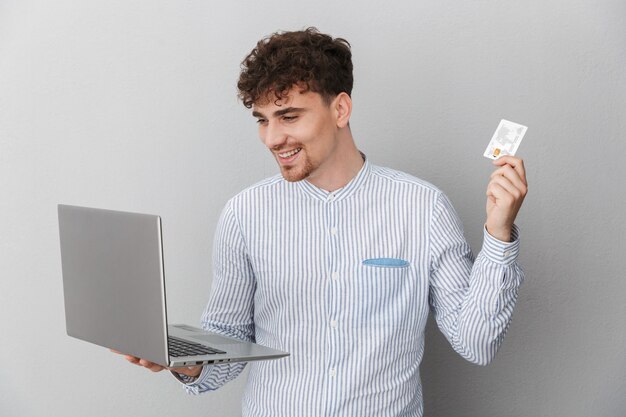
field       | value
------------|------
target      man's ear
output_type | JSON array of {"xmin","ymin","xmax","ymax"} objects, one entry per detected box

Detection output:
[{"xmin": 333, "ymin": 92, "xmax": 352, "ymax": 128}]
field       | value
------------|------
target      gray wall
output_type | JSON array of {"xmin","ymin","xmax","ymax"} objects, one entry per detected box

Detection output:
[{"xmin": 1, "ymin": 0, "xmax": 624, "ymax": 416}]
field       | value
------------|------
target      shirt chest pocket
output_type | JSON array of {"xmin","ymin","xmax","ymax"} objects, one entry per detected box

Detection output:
[{"xmin": 356, "ymin": 258, "xmax": 411, "ymax": 324}]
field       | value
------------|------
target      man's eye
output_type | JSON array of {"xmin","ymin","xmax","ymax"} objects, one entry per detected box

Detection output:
[
  {"xmin": 256, "ymin": 119, "xmax": 267, "ymax": 125},
  {"xmin": 282, "ymin": 115, "xmax": 297, "ymax": 122}
]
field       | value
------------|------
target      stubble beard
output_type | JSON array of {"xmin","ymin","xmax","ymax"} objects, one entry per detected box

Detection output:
[{"xmin": 279, "ymin": 153, "xmax": 315, "ymax": 182}]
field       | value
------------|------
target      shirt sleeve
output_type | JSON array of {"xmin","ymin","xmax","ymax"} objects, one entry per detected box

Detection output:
[
  {"xmin": 428, "ymin": 192, "xmax": 524, "ymax": 365},
  {"xmin": 173, "ymin": 199, "xmax": 256, "ymax": 394}
]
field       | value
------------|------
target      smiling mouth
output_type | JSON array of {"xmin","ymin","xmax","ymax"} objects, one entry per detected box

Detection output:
[{"xmin": 278, "ymin": 148, "xmax": 302, "ymax": 159}]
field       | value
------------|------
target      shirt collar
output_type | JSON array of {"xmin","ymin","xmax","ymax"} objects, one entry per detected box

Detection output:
[{"xmin": 296, "ymin": 152, "xmax": 371, "ymax": 202}]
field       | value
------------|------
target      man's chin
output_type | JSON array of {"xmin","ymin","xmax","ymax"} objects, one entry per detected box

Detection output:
[{"xmin": 280, "ymin": 166, "xmax": 310, "ymax": 182}]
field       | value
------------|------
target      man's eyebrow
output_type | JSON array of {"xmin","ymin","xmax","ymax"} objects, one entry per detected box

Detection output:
[
  {"xmin": 273, "ymin": 107, "xmax": 305, "ymax": 117},
  {"xmin": 252, "ymin": 107, "xmax": 305, "ymax": 118}
]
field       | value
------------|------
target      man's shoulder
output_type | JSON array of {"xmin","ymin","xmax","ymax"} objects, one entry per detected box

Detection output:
[{"xmin": 369, "ymin": 163, "xmax": 442, "ymax": 195}]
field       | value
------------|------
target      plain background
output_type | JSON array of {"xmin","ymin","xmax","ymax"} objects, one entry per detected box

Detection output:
[{"xmin": 1, "ymin": 0, "xmax": 625, "ymax": 416}]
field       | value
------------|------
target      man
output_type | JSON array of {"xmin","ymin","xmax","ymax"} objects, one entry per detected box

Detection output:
[{"xmin": 118, "ymin": 28, "xmax": 527, "ymax": 416}]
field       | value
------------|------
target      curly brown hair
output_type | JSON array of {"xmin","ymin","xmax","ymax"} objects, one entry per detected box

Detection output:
[{"xmin": 237, "ymin": 27, "xmax": 353, "ymax": 108}]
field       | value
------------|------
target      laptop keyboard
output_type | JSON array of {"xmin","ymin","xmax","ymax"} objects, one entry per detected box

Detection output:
[{"xmin": 168, "ymin": 336, "xmax": 226, "ymax": 357}]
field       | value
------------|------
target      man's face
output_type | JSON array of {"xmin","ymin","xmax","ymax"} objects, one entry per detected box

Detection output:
[{"xmin": 252, "ymin": 88, "xmax": 340, "ymax": 183}]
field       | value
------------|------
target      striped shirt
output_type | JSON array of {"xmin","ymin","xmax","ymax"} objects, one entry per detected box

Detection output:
[{"xmin": 179, "ymin": 157, "xmax": 524, "ymax": 417}]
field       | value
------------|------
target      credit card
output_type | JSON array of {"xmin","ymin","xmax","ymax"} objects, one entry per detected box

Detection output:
[{"xmin": 484, "ymin": 119, "xmax": 527, "ymax": 160}]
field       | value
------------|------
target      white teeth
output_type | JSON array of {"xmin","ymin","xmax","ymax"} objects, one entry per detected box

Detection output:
[{"xmin": 279, "ymin": 148, "xmax": 302, "ymax": 158}]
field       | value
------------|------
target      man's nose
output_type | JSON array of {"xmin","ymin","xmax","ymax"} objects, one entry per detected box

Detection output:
[{"xmin": 263, "ymin": 121, "xmax": 287, "ymax": 150}]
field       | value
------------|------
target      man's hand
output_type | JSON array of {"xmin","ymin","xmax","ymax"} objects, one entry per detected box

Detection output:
[
  {"xmin": 485, "ymin": 156, "xmax": 528, "ymax": 242},
  {"xmin": 110, "ymin": 349, "xmax": 203, "ymax": 378}
]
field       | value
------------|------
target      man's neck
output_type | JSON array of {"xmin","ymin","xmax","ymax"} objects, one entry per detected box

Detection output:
[{"xmin": 305, "ymin": 137, "xmax": 364, "ymax": 192}]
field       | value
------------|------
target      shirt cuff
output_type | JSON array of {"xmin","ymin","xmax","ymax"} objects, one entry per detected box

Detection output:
[
  {"xmin": 170, "ymin": 370, "xmax": 198, "ymax": 384},
  {"xmin": 481, "ymin": 224, "xmax": 521, "ymax": 266},
  {"xmin": 170, "ymin": 365, "xmax": 213, "ymax": 395}
]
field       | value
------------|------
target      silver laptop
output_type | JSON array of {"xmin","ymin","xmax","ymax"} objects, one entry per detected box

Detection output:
[{"xmin": 58, "ymin": 204, "xmax": 288, "ymax": 368}]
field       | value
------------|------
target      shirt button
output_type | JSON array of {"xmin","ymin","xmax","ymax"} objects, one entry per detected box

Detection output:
[
  {"xmin": 330, "ymin": 227, "xmax": 337, "ymax": 236},
  {"xmin": 329, "ymin": 368, "xmax": 336, "ymax": 377},
  {"xmin": 330, "ymin": 320, "xmax": 338, "ymax": 329},
  {"xmin": 504, "ymin": 250, "xmax": 511, "ymax": 257},
  {"xmin": 331, "ymin": 271, "xmax": 339, "ymax": 280},
  {"xmin": 327, "ymin": 194, "xmax": 335, "ymax": 202}
]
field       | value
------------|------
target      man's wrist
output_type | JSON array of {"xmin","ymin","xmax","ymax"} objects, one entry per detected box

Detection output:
[
  {"xmin": 171, "ymin": 368, "xmax": 201, "ymax": 384},
  {"xmin": 485, "ymin": 224, "xmax": 512, "ymax": 242}
]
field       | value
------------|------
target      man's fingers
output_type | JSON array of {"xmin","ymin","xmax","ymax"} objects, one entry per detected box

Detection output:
[
  {"xmin": 125, "ymin": 355, "xmax": 140, "ymax": 364},
  {"xmin": 489, "ymin": 175, "xmax": 523, "ymax": 202},
  {"xmin": 490, "ymin": 165, "xmax": 527, "ymax": 195},
  {"xmin": 111, "ymin": 349, "xmax": 137, "ymax": 364},
  {"xmin": 139, "ymin": 359, "xmax": 165, "ymax": 372},
  {"xmin": 492, "ymin": 156, "xmax": 527, "ymax": 184},
  {"xmin": 487, "ymin": 181, "xmax": 515, "ymax": 205},
  {"xmin": 112, "ymin": 349, "xmax": 168, "ymax": 373}
]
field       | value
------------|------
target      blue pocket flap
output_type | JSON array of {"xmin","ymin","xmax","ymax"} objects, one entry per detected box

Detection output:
[{"xmin": 362, "ymin": 258, "xmax": 410, "ymax": 268}]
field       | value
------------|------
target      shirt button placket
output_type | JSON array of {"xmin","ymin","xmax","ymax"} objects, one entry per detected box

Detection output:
[{"xmin": 326, "ymin": 192, "xmax": 340, "ymax": 412}]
